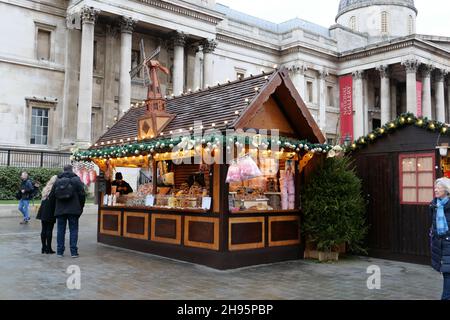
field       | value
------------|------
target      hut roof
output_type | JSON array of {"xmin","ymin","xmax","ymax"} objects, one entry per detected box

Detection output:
[{"xmin": 91, "ymin": 68, "xmax": 324, "ymax": 149}]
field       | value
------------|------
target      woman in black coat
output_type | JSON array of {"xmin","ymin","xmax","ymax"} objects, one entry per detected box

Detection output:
[
  {"xmin": 36, "ymin": 175, "xmax": 57, "ymax": 254},
  {"xmin": 430, "ymin": 178, "xmax": 450, "ymax": 300}
]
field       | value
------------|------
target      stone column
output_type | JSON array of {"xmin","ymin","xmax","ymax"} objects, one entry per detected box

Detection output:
[
  {"xmin": 402, "ymin": 59, "xmax": 419, "ymax": 115},
  {"xmin": 435, "ymin": 69, "xmax": 447, "ymax": 123},
  {"xmin": 318, "ymin": 70, "xmax": 328, "ymax": 135},
  {"xmin": 202, "ymin": 39, "xmax": 217, "ymax": 88},
  {"xmin": 352, "ymin": 70, "xmax": 365, "ymax": 139},
  {"xmin": 447, "ymin": 76, "xmax": 450, "ymax": 122},
  {"xmin": 390, "ymin": 80, "xmax": 397, "ymax": 120},
  {"xmin": 172, "ymin": 31, "xmax": 186, "ymax": 95},
  {"xmin": 76, "ymin": 6, "xmax": 99, "ymax": 147},
  {"xmin": 118, "ymin": 16, "xmax": 136, "ymax": 114},
  {"xmin": 421, "ymin": 64, "xmax": 434, "ymax": 119},
  {"xmin": 193, "ymin": 46, "xmax": 202, "ymax": 90},
  {"xmin": 363, "ymin": 75, "xmax": 370, "ymax": 134},
  {"xmin": 291, "ymin": 64, "xmax": 308, "ymax": 99},
  {"xmin": 377, "ymin": 65, "xmax": 391, "ymax": 125}
]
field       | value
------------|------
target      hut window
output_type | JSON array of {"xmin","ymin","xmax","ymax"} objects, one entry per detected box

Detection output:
[{"xmin": 399, "ymin": 153, "xmax": 435, "ymax": 205}]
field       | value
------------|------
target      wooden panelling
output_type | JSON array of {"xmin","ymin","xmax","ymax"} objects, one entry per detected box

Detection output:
[
  {"xmin": 184, "ymin": 216, "xmax": 219, "ymax": 251},
  {"xmin": 151, "ymin": 214, "xmax": 181, "ymax": 245},
  {"xmin": 229, "ymin": 217, "xmax": 265, "ymax": 251},
  {"xmin": 269, "ymin": 216, "xmax": 300, "ymax": 247},
  {"xmin": 100, "ymin": 211, "xmax": 121, "ymax": 236},
  {"xmin": 124, "ymin": 212, "xmax": 149, "ymax": 240}
]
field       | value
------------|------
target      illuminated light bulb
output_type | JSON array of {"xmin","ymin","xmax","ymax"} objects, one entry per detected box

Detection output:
[
  {"xmin": 224, "ymin": 121, "xmax": 228, "ymax": 125},
  {"xmin": 189, "ymin": 127, "xmax": 193, "ymax": 131},
  {"xmin": 101, "ymin": 142, "xmax": 105, "ymax": 145},
  {"xmin": 235, "ymin": 111, "xmax": 239, "ymax": 115},
  {"xmin": 94, "ymin": 144, "xmax": 98, "ymax": 147},
  {"xmin": 245, "ymin": 98, "xmax": 249, "ymax": 103},
  {"xmin": 212, "ymin": 123, "xmax": 216, "ymax": 127},
  {"xmin": 160, "ymin": 132, "xmax": 164, "ymax": 136},
  {"xmin": 127, "ymin": 138, "xmax": 131, "ymax": 141},
  {"xmin": 254, "ymin": 87, "xmax": 259, "ymax": 92}
]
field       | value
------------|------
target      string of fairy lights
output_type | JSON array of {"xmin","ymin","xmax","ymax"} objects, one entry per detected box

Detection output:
[
  {"xmin": 72, "ymin": 134, "xmax": 335, "ymax": 162},
  {"xmin": 347, "ymin": 112, "xmax": 450, "ymax": 151}
]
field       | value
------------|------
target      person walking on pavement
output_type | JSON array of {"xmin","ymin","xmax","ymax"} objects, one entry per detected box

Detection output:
[
  {"xmin": 430, "ymin": 178, "xmax": 450, "ymax": 300},
  {"xmin": 53, "ymin": 165, "xmax": 86, "ymax": 258},
  {"xmin": 36, "ymin": 175, "xmax": 57, "ymax": 254},
  {"xmin": 17, "ymin": 172, "xmax": 34, "ymax": 225}
]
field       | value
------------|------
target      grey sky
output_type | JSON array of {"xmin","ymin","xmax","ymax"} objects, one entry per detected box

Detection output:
[{"xmin": 217, "ymin": 0, "xmax": 450, "ymax": 37}]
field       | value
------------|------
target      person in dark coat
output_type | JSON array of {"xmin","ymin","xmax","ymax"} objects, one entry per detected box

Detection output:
[
  {"xmin": 111, "ymin": 172, "xmax": 133, "ymax": 195},
  {"xmin": 17, "ymin": 171, "xmax": 34, "ymax": 224},
  {"xmin": 430, "ymin": 178, "xmax": 450, "ymax": 300},
  {"xmin": 36, "ymin": 175, "xmax": 57, "ymax": 254},
  {"xmin": 52, "ymin": 165, "xmax": 86, "ymax": 258}
]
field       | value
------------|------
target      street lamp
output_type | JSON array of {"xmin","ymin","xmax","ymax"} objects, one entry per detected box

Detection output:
[
  {"xmin": 343, "ymin": 134, "xmax": 352, "ymax": 149},
  {"xmin": 437, "ymin": 143, "xmax": 450, "ymax": 157}
]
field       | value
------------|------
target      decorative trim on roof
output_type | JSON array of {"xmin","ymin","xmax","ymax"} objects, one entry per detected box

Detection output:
[
  {"xmin": 132, "ymin": 0, "xmax": 223, "ymax": 25},
  {"xmin": 347, "ymin": 113, "xmax": 450, "ymax": 152}
]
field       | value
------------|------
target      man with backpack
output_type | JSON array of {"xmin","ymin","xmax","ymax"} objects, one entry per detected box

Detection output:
[
  {"xmin": 17, "ymin": 171, "xmax": 34, "ymax": 225},
  {"xmin": 53, "ymin": 165, "xmax": 86, "ymax": 258}
]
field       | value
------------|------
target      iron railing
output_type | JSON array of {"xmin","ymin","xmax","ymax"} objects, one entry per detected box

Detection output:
[{"xmin": 0, "ymin": 148, "xmax": 72, "ymax": 168}]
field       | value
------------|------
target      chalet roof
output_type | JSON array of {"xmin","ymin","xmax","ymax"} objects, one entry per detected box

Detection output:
[
  {"xmin": 348, "ymin": 113, "xmax": 450, "ymax": 153},
  {"xmin": 91, "ymin": 68, "xmax": 324, "ymax": 149}
]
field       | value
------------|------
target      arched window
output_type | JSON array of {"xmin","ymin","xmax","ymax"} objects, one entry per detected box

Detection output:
[
  {"xmin": 408, "ymin": 15, "xmax": 414, "ymax": 34},
  {"xmin": 381, "ymin": 11, "xmax": 389, "ymax": 34},
  {"xmin": 349, "ymin": 16, "xmax": 357, "ymax": 31}
]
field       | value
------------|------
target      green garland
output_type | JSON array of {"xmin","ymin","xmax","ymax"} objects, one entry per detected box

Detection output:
[
  {"xmin": 347, "ymin": 112, "xmax": 449, "ymax": 152},
  {"xmin": 72, "ymin": 134, "xmax": 335, "ymax": 161}
]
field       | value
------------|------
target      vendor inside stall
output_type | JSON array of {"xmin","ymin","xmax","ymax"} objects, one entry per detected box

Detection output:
[{"xmin": 111, "ymin": 172, "xmax": 133, "ymax": 195}]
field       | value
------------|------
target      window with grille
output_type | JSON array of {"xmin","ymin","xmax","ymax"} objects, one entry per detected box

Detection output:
[
  {"xmin": 399, "ymin": 153, "xmax": 435, "ymax": 205},
  {"xmin": 349, "ymin": 16, "xmax": 357, "ymax": 31},
  {"xmin": 30, "ymin": 108, "xmax": 49, "ymax": 145},
  {"xmin": 381, "ymin": 12, "xmax": 388, "ymax": 34}
]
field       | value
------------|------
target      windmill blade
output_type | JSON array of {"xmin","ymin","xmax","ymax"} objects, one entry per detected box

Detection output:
[
  {"xmin": 148, "ymin": 46, "xmax": 161, "ymax": 61},
  {"xmin": 139, "ymin": 39, "xmax": 152, "ymax": 87},
  {"xmin": 130, "ymin": 63, "xmax": 144, "ymax": 79}
]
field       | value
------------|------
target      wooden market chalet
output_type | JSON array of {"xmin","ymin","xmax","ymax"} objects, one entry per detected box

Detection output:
[{"xmin": 74, "ymin": 62, "xmax": 334, "ymax": 269}]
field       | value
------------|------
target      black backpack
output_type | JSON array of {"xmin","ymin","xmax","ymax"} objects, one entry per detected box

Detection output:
[
  {"xmin": 54, "ymin": 177, "xmax": 74, "ymax": 200},
  {"xmin": 30, "ymin": 180, "xmax": 40, "ymax": 199}
]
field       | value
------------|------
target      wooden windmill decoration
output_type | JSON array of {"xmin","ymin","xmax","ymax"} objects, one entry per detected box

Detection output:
[{"xmin": 131, "ymin": 39, "xmax": 175, "ymax": 140}]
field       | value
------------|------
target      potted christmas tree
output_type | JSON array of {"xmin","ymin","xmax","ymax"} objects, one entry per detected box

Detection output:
[{"xmin": 302, "ymin": 156, "xmax": 367, "ymax": 262}]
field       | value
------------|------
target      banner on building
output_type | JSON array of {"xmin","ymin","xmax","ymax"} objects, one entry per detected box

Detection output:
[
  {"xmin": 416, "ymin": 81, "xmax": 422, "ymax": 117},
  {"xmin": 339, "ymin": 75, "xmax": 353, "ymax": 143}
]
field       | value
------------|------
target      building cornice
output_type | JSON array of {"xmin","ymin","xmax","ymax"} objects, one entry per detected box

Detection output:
[
  {"xmin": 216, "ymin": 33, "xmax": 280, "ymax": 56},
  {"xmin": 217, "ymin": 32, "xmax": 340, "ymax": 62},
  {"xmin": 0, "ymin": 0, "xmax": 67, "ymax": 17},
  {"xmin": 338, "ymin": 36, "xmax": 450, "ymax": 62},
  {"xmin": 131, "ymin": 0, "xmax": 223, "ymax": 25}
]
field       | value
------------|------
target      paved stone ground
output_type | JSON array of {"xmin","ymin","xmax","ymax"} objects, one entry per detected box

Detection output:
[{"xmin": 0, "ymin": 214, "xmax": 444, "ymax": 300}]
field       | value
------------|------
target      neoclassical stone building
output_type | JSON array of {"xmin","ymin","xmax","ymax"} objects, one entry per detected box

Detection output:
[{"xmin": 0, "ymin": 0, "xmax": 449, "ymax": 150}]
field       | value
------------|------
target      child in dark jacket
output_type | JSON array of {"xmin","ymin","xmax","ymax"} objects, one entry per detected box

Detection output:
[{"xmin": 36, "ymin": 176, "xmax": 57, "ymax": 254}]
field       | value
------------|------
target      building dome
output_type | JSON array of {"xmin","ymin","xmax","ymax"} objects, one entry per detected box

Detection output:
[
  {"xmin": 336, "ymin": 0, "xmax": 417, "ymax": 39},
  {"xmin": 337, "ymin": 0, "xmax": 417, "ymax": 19}
]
